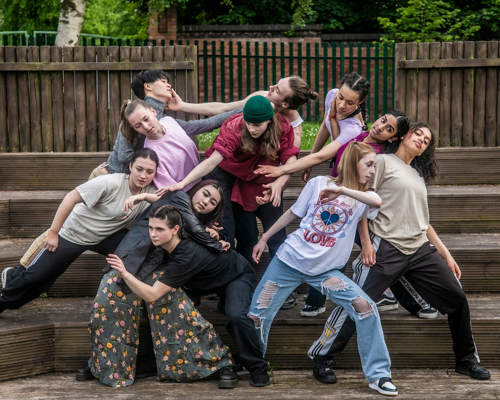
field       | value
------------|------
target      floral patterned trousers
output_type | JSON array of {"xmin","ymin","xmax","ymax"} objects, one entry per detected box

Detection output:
[{"xmin": 89, "ymin": 270, "xmax": 232, "ymax": 387}]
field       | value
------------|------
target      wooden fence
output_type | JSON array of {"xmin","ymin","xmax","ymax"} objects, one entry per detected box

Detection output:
[
  {"xmin": 0, "ymin": 45, "xmax": 197, "ymax": 152},
  {"xmin": 395, "ymin": 41, "xmax": 500, "ymax": 147}
]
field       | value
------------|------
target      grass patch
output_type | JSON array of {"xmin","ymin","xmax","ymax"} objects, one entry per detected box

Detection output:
[{"xmin": 196, "ymin": 121, "xmax": 321, "ymax": 151}]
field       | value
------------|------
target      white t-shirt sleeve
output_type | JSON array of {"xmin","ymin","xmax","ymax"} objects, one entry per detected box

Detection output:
[
  {"xmin": 76, "ymin": 174, "xmax": 114, "ymax": 208},
  {"xmin": 290, "ymin": 178, "xmax": 318, "ymax": 218},
  {"xmin": 290, "ymin": 114, "xmax": 303, "ymax": 128},
  {"xmin": 363, "ymin": 203, "xmax": 379, "ymax": 220}
]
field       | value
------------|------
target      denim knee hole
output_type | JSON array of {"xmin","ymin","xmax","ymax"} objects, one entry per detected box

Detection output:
[
  {"xmin": 256, "ymin": 281, "xmax": 280, "ymax": 309},
  {"xmin": 322, "ymin": 277, "xmax": 348, "ymax": 293},
  {"xmin": 352, "ymin": 297, "xmax": 374, "ymax": 319}
]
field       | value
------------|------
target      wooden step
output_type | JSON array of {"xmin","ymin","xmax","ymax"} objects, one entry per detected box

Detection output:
[
  {"xmin": 1, "ymin": 233, "xmax": 499, "ymax": 298},
  {"xmin": 2, "ymin": 185, "xmax": 500, "ymax": 239},
  {"xmin": 281, "ymin": 185, "xmax": 500, "ymax": 234},
  {"xmin": 2, "ymin": 369, "xmax": 500, "ymax": 400},
  {"xmin": 0, "ymin": 295, "xmax": 498, "ymax": 382},
  {"xmin": 1, "ymin": 148, "xmax": 499, "ymax": 191}
]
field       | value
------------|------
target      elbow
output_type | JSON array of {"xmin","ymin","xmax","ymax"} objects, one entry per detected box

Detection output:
[
  {"xmin": 373, "ymin": 197, "xmax": 382, "ymax": 208},
  {"xmin": 144, "ymin": 293, "xmax": 160, "ymax": 303}
]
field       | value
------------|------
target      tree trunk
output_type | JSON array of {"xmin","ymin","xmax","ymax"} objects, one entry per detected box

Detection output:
[{"xmin": 54, "ymin": 0, "xmax": 87, "ymax": 46}]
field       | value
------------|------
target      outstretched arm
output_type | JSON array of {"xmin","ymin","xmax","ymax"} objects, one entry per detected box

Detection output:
[
  {"xmin": 252, "ymin": 209, "xmax": 298, "ymax": 263},
  {"xmin": 45, "ymin": 190, "xmax": 83, "ymax": 252},
  {"xmin": 107, "ymin": 254, "xmax": 172, "ymax": 302},
  {"xmin": 426, "ymin": 224, "xmax": 461, "ymax": 279},
  {"xmin": 166, "ymin": 89, "xmax": 245, "ymax": 116},
  {"xmin": 156, "ymin": 151, "xmax": 224, "ymax": 197},
  {"xmin": 318, "ymin": 186, "xmax": 381, "ymax": 208},
  {"xmin": 255, "ymin": 140, "xmax": 343, "ymax": 178}
]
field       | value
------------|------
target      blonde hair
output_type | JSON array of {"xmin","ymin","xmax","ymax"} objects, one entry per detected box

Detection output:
[
  {"xmin": 335, "ymin": 141, "xmax": 375, "ymax": 191},
  {"xmin": 239, "ymin": 114, "xmax": 281, "ymax": 160}
]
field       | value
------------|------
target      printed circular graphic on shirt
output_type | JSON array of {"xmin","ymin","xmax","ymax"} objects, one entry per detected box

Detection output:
[{"xmin": 311, "ymin": 203, "xmax": 348, "ymax": 235}]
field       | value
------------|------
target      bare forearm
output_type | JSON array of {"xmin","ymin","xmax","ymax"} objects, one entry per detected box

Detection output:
[
  {"xmin": 311, "ymin": 121, "xmax": 330, "ymax": 153},
  {"xmin": 293, "ymin": 125, "xmax": 302, "ymax": 148},
  {"xmin": 427, "ymin": 224, "xmax": 451, "ymax": 259},
  {"xmin": 49, "ymin": 190, "xmax": 82, "ymax": 233},
  {"xmin": 339, "ymin": 187, "xmax": 381, "ymax": 207},
  {"xmin": 120, "ymin": 271, "xmax": 170, "ymax": 302},
  {"xmin": 179, "ymin": 101, "xmax": 244, "ymax": 116},
  {"xmin": 358, "ymin": 218, "xmax": 371, "ymax": 247},
  {"xmin": 261, "ymin": 209, "xmax": 297, "ymax": 242},
  {"xmin": 178, "ymin": 151, "xmax": 223, "ymax": 188}
]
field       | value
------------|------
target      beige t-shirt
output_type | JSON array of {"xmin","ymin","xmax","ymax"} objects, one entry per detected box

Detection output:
[
  {"xmin": 369, "ymin": 154, "xmax": 429, "ymax": 255},
  {"xmin": 59, "ymin": 173, "xmax": 155, "ymax": 246}
]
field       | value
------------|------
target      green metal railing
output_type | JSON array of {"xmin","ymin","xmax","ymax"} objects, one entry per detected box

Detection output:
[
  {"xmin": 0, "ymin": 31, "xmax": 30, "ymax": 45},
  {"xmin": 32, "ymin": 31, "xmax": 170, "ymax": 46},
  {"xmin": 173, "ymin": 40, "xmax": 395, "ymax": 122}
]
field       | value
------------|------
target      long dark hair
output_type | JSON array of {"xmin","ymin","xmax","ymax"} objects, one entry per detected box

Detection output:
[
  {"xmin": 381, "ymin": 110, "xmax": 411, "ymax": 154},
  {"xmin": 407, "ymin": 122, "xmax": 438, "ymax": 183},
  {"xmin": 187, "ymin": 179, "xmax": 225, "ymax": 227}
]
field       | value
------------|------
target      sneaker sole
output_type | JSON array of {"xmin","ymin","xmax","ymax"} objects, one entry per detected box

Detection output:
[
  {"xmin": 455, "ymin": 367, "xmax": 491, "ymax": 380},
  {"xmin": 417, "ymin": 311, "xmax": 438, "ymax": 319},
  {"xmin": 368, "ymin": 382, "xmax": 398, "ymax": 396},
  {"xmin": 300, "ymin": 307, "xmax": 326, "ymax": 317},
  {"xmin": 218, "ymin": 378, "xmax": 238, "ymax": 389},
  {"xmin": 377, "ymin": 304, "xmax": 399, "ymax": 312},
  {"xmin": 249, "ymin": 379, "xmax": 270, "ymax": 387}
]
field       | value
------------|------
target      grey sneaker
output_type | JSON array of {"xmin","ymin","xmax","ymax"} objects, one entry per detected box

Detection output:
[
  {"xmin": 417, "ymin": 306, "xmax": 438, "ymax": 319},
  {"xmin": 1, "ymin": 267, "xmax": 15, "ymax": 290}
]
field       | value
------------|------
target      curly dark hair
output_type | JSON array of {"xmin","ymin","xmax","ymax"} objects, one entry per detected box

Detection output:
[
  {"xmin": 381, "ymin": 110, "xmax": 410, "ymax": 154},
  {"xmin": 407, "ymin": 122, "xmax": 438, "ymax": 183}
]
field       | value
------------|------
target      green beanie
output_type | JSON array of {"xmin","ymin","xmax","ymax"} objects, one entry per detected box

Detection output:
[{"xmin": 243, "ymin": 95, "xmax": 274, "ymax": 123}]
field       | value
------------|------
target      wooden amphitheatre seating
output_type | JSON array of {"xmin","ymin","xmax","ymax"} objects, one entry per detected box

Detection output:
[{"xmin": 0, "ymin": 148, "xmax": 500, "ymax": 381}]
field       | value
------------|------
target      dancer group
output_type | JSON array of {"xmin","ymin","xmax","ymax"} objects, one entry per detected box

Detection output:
[{"xmin": 0, "ymin": 69, "xmax": 490, "ymax": 396}]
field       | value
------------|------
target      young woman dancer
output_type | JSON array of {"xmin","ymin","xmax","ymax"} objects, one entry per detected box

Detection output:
[
  {"xmin": 249, "ymin": 142, "xmax": 398, "ymax": 396},
  {"xmin": 0, "ymin": 149, "xmax": 158, "ymax": 312},
  {"xmin": 88, "ymin": 205, "xmax": 233, "ymax": 387},
  {"xmin": 160, "ymin": 95, "xmax": 299, "ymax": 266},
  {"xmin": 308, "ymin": 122, "xmax": 490, "ymax": 383}
]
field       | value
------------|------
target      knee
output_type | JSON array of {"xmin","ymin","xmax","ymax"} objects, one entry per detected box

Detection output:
[{"xmin": 351, "ymin": 296, "xmax": 376, "ymax": 319}]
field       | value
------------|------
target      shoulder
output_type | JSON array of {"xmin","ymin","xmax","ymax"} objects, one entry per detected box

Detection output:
[{"xmin": 219, "ymin": 113, "xmax": 244, "ymax": 139}]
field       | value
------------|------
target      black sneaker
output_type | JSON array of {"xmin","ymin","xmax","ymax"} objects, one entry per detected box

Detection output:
[
  {"xmin": 300, "ymin": 304, "xmax": 326, "ymax": 317},
  {"xmin": 218, "ymin": 366, "xmax": 238, "ymax": 389},
  {"xmin": 417, "ymin": 306, "xmax": 438, "ymax": 319},
  {"xmin": 369, "ymin": 377, "xmax": 398, "ymax": 396},
  {"xmin": 249, "ymin": 366, "xmax": 270, "ymax": 387},
  {"xmin": 1, "ymin": 267, "xmax": 14, "ymax": 290},
  {"xmin": 376, "ymin": 294, "xmax": 398, "ymax": 312},
  {"xmin": 312, "ymin": 355, "xmax": 337, "ymax": 384},
  {"xmin": 455, "ymin": 362, "xmax": 491, "ymax": 380},
  {"xmin": 280, "ymin": 292, "xmax": 296, "ymax": 310},
  {"xmin": 75, "ymin": 366, "xmax": 94, "ymax": 381}
]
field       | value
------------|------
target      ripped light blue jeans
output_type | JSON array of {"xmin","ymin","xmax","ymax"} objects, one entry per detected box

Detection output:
[{"xmin": 247, "ymin": 256, "xmax": 392, "ymax": 382}]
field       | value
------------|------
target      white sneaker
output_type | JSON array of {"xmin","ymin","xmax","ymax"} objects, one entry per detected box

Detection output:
[
  {"xmin": 369, "ymin": 377, "xmax": 398, "ymax": 396},
  {"xmin": 417, "ymin": 306, "xmax": 438, "ymax": 319}
]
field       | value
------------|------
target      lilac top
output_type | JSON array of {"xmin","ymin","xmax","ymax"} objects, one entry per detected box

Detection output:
[
  {"xmin": 324, "ymin": 88, "xmax": 363, "ymax": 145},
  {"xmin": 332, "ymin": 132, "xmax": 384, "ymax": 177},
  {"xmin": 145, "ymin": 116, "xmax": 200, "ymax": 191}
]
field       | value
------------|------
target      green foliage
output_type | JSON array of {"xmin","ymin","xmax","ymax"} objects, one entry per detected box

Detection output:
[
  {"xmin": 196, "ymin": 121, "xmax": 321, "ymax": 151},
  {"xmin": 0, "ymin": 0, "xmax": 59, "ymax": 32},
  {"xmin": 82, "ymin": 0, "xmax": 149, "ymax": 39},
  {"xmin": 378, "ymin": 0, "xmax": 482, "ymax": 42}
]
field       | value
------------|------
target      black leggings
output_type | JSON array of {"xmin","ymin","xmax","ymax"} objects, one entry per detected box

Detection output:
[{"xmin": 0, "ymin": 230, "xmax": 126, "ymax": 310}]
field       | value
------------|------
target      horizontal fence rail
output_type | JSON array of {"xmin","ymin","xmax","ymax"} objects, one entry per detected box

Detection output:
[
  {"xmin": 395, "ymin": 41, "xmax": 500, "ymax": 147},
  {"xmin": 0, "ymin": 45, "xmax": 197, "ymax": 152}
]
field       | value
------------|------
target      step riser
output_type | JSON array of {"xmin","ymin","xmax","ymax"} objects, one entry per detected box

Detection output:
[
  {"xmin": 1, "ymin": 148, "xmax": 499, "ymax": 191},
  {"xmin": 1, "ymin": 318, "xmax": 498, "ymax": 382},
  {"xmin": 2, "ymin": 190, "xmax": 500, "ymax": 239},
  {"xmin": 2, "ymin": 247, "xmax": 499, "ymax": 297}
]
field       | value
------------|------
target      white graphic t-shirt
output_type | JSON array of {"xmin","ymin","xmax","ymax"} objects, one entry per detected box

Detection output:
[{"xmin": 276, "ymin": 176, "xmax": 378, "ymax": 276}]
